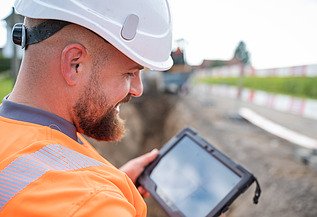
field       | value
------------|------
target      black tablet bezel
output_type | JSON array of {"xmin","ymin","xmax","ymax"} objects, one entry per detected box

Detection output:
[{"xmin": 137, "ymin": 128, "xmax": 258, "ymax": 217}]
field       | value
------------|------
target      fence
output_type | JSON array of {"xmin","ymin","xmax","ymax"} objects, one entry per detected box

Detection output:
[{"xmin": 196, "ymin": 64, "xmax": 317, "ymax": 78}]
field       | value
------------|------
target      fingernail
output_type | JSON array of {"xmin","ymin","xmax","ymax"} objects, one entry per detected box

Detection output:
[{"xmin": 151, "ymin": 148, "xmax": 158, "ymax": 153}]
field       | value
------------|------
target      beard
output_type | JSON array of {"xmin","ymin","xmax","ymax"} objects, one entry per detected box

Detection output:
[{"xmin": 74, "ymin": 79, "xmax": 131, "ymax": 141}]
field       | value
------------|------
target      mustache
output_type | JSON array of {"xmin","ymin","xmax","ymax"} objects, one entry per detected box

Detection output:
[
  {"xmin": 120, "ymin": 94, "xmax": 132, "ymax": 104},
  {"xmin": 112, "ymin": 94, "xmax": 132, "ymax": 111}
]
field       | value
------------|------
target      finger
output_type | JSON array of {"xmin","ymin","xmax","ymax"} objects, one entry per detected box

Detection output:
[
  {"xmin": 138, "ymin": 186, "xmax": 146, "ymax": 194},
  {"xmin": 138, "ymin": 186, "xmax": 151, "ymax": 198},
  {"xmin": 143, "ymin": 192, "xmax": 150, "ymax": 198},
  {"xmin": 136, "ymin": 148, "xmax": 159, "ymax": 166}
]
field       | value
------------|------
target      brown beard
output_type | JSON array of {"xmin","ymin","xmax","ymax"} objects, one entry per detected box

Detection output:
[{"xmin": 74, "ymin": 80, "xmax": 131, "ymax": 141}]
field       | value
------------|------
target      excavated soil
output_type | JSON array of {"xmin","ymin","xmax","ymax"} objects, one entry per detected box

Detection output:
[{"xmin": 90, "ymin": 82, "xmax": 317, "ymax": 217}]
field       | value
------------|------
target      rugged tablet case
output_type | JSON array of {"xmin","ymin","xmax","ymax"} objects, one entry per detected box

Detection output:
[{"xmin": 137, "ymin": 127, "xmax": 261, "ymax": 217}]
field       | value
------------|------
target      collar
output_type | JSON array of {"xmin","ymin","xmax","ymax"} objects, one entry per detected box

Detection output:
[{"xmin": 0, "ymin": 96, "xmax": 79, "ymax": 142}]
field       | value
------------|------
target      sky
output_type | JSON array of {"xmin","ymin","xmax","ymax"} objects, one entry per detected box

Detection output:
[{"xmin": 1, "ymin": 0, "xmax": 317, "ymax": 69}]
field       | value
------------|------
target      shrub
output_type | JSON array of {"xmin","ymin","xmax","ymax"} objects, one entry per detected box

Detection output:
[
  {"xmin": 0, "ymin": 57, "xmax": 10, "ymax": 73},
  {"xmin": 0, "ymin": 74, "xmax": 13, "ymax": 101}
]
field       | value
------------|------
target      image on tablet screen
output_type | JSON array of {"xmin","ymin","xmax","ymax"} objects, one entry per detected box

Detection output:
[{"xmin": 150, "ymin": 136, "xmax": 241, "ymax": 217}]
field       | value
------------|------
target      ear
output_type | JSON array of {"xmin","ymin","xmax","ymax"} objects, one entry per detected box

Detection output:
[{"xmin": 60, "ymin": 44, "xmax": 87, "ymax": 86}]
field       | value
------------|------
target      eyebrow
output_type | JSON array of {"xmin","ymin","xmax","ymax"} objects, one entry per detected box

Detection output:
[{"xmin": 130, "ymin": 65, "xmax": 144, "ymax": 70}]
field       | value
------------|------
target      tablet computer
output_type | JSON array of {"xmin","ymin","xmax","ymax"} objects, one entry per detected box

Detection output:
[{"xmin": 137, "ymin": 128, "xmax": 261, "ymax": 217}]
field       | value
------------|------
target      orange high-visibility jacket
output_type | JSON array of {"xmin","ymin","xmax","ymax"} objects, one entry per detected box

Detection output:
[{"xmin": 0, "ymin": 99, "xmax": 147, "ymax": 216}]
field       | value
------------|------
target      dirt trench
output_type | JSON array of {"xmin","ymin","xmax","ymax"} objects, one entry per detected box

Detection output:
[{"xmin": 89, "ymin": 80, "xmax": 317, "ymax": 217}]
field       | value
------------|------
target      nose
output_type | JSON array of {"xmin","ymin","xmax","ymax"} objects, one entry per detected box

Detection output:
[{"xmin": 129, "ymin": 72, "xmax": 143, "ymax": 97}]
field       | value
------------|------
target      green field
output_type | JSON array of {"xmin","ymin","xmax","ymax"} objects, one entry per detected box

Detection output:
[
  {"xmin": 1, "ymin": 73, "xmax": 317, "ymax": 100},
  {"xmin": 198, "ymin": 76, "xmax": 317, "ymax": 99},
  {"xmin": 0, "ymin": 73, "xmax": 13, "ymax": 102}
]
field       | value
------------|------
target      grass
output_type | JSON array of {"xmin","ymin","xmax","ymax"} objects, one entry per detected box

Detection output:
[
  {"xmin": 198, "ymin": 76, "xmax": 317, "ymax": 99},
  {"xmin": 0, "ymin": 72, "xmax": 14, "ymax": 102}
]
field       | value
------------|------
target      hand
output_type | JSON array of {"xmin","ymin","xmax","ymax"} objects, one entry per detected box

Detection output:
[
  {"xmin": 120, "ymin": 149, "xmax": 159, "ymax": 183},
  {"xmin": 120, "ymin": 149, "xmax": 159, "ymax": 197}
]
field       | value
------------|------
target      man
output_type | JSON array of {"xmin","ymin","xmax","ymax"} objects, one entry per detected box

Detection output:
[{"xmin": 0, "ymin": 0, "xmax": 172, "ymax": 216}]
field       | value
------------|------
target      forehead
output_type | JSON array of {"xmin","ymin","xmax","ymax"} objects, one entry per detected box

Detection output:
[{"xmin": 94, "ymin": 41, "xmax": 144, "ymax": 71}]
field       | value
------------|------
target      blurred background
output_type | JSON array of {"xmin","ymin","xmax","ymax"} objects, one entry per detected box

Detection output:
[{"xmin": 1, "ymin": 0, "xmax": 317, "ymax": 216}]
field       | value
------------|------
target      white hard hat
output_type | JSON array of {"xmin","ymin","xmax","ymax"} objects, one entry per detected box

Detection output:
[{"xmin": 14, "ymin": 0, "xmax": 173, "ymax": 71}]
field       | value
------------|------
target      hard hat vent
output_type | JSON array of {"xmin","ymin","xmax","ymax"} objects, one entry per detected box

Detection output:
[{"xmin": 121, "ymin": 14, "xmax": 139, "ymax": 41}]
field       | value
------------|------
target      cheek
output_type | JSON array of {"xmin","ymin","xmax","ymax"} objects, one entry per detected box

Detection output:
[{"xmin": 104, "ymin": 81, "xmax": 131, "ymax": 103}]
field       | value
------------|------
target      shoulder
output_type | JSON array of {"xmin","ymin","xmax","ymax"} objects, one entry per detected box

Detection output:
[{"xmin": 0, "ymin": 142, "xmax": 146, "ymax": 216}]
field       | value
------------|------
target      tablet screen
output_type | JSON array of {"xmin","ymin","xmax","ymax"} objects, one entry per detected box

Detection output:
[{"xmin": 150, "ymin": 136, "xmax": 241, "ymax": 217}]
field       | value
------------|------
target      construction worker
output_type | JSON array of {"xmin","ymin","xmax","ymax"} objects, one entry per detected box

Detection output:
[{"xmin": 0, "ymin": 0, "xmax": 172, "ymax": 216}]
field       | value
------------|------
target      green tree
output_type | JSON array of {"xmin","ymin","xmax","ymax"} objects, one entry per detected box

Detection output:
[{"xmin": 234, "ymin": 41, "xmax": 250, "ymax": 65}]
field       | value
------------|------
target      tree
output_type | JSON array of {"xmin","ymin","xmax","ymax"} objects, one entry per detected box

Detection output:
[{"xmin": 234, "ymin": 41, "xmax": 250, "ymax": 65}]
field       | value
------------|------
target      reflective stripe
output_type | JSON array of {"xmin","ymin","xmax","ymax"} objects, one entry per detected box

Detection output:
[{"xmin": 0, "ymin": 144, "xmax": 103, "ymax": 210}]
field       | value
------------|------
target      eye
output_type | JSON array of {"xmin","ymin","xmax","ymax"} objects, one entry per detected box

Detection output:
[{"xmin": 125, "ymin": 72, "xmax": 136, "ymax": 78}]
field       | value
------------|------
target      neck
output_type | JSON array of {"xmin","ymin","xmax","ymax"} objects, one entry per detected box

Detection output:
[{"xmin": 9, "ymin": 60, "xmax": 73, "ymax": 124}]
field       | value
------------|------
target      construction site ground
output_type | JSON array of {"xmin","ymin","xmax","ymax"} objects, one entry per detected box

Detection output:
[{"xmin": 90, "ymin": 83, "xmax": 317, "ymax": 217}]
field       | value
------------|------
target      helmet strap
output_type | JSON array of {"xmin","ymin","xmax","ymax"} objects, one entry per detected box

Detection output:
[{"xmin": 12, "ymin": 20, "xmax": 71, "ymax": 49}]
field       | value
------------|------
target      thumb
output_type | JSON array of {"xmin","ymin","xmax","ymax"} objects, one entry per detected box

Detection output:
[{"xmin": 137, "ymin": 148, "xmax": 159, "ymax": 166}]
